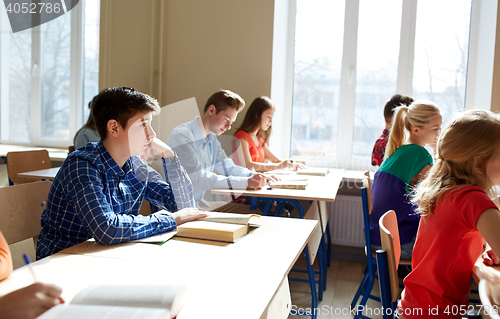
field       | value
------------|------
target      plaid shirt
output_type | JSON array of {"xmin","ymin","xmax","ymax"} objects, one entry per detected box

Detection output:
[
  {"xmin": 371, "ymin": 129, "xmax": 389, "ymax": 166},
  {"xmin": 37, "ymin": 142, "xmax": 195, "ymax": 259}
]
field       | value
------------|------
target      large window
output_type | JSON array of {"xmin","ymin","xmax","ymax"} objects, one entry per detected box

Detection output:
[
  {"xmin": 0, "ymin": 0, "xmax": 100, "ymax": 147},
  {"xmin": 289, "ymin": 0, "xmax": 474, "ymax": 170}
]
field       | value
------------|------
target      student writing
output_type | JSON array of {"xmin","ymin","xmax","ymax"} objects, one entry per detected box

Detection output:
[
  {"xmin": 370, "ymin": 100, "xmax": 442, "ymax": 260},
  {"xmin": 36, "ymin": 87, "xmax": 207, "ymax": 259},
  {"xmin": 167, "ymin": 90, "xmax": 275, "ymax": 211},
  {"xmin": 232, "ymin": 96, "xmax": 304, "ymax": 172},
  {"xmin": 0, "ymin": 231, "xmax": 64, "ymax": 319},
  {"xmin": 398, "ymin": 110, "xmax": 500, "ymax": 318}
]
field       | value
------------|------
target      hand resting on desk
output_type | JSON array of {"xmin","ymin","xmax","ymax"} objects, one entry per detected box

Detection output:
[{"xmin": 156, "ymin": 207, "xmax": 208, "ymax": 226}]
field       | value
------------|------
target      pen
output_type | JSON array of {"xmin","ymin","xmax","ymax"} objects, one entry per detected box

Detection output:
[{"xmin": 23, "ymin": 253, "xmax": 37, "ymax": 282}]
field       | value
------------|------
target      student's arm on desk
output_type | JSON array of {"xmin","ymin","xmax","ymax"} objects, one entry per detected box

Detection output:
[
  {"xmin": 264, "ymin": 144, "xmax": 305, "ymax": 171},
  {"xmin": 234, "ymin": 138, "xmax": 282, "ymax": 172}
]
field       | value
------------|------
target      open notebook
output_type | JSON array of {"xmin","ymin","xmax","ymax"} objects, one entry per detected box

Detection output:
[{"xmin": 37, "ymin": 284, "xmax": 188, "ymax": 319}]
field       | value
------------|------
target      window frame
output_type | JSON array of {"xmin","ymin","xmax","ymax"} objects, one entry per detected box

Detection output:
[
  {"xmin": 270, "ymin": 0, "xmax": 497, "ymax": 171},
  {"xmin": 1, "ymin": 1, "xmax": 87, "ymax": 148}
]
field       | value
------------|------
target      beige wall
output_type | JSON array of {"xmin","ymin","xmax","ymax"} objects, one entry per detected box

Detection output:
[
  {"xmin": 99, "ymin": 0, "xmax": 275, "ymax": 142},
  {"xmin": 492, "ymin": 2, "xmax": 500, "ymax": 113}
]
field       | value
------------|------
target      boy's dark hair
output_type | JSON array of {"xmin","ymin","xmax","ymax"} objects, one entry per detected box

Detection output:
[
  {"xmin": 383, "ymin": 94, "xmax": 414, "ymax": 123},
  {"xmin": 92, "ymin": 87, "xmax": 160, "ymax": 140},
  {"xmin": 203, "ymin": 89, "xmax": 245, "ymax": 114}
]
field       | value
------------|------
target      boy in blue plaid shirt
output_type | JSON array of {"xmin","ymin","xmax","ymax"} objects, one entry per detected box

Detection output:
[{"xmin": 37, "ymin": 87, "xmax": 207, "ymax": 259}]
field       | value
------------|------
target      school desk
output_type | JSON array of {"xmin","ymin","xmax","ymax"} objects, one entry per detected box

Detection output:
[
  {"xmin": 17, "ymin": 167, "xmax": 60, "ymax": 180},
  {"xmin": 210, "ymin": 168, "xmax": 344, "ymax": 230},
  {"xmin": 0, "ymin": 216, "xmax": 318, "ymax": 319}
]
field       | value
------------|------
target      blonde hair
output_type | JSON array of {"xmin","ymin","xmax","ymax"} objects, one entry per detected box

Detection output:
[
  {"xmin": 384, "ymin": 100, "xmax": 441, "ymax": 159},
  {"xmin": 413, "ymin": 109, "xmax": 500, "ymax": 217}
]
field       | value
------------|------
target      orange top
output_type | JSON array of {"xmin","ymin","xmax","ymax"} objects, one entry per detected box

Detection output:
[
  {"xmin": 233, "ymin": 130, "xmax": 265, "ymax": 164},
  {"xmin": 0, "ymin": 231, "xmax": 13, "ymax": 281}
]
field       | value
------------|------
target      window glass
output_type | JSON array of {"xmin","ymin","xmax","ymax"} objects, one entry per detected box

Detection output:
[
  {"xmin": 40, "ymin": 12, "xmax": 71, "ymax": 140},
  {"xmin": 413, "ymin": 0, "xmax": 471, "ymax": 123},
  {"xmin": 352, "ymin": 0, "xmax": 402, "ymax": 158},
  {"xmin": 0, "ymin": 8, "xmax": 31, "ymax": 142},
  {"xmin": 291, "ymin": 0, "xmax": 345, "ymax": 159}
]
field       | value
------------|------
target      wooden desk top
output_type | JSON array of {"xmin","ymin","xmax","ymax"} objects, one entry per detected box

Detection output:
[
  {"xmin": 0, "ymin": 216, "xmax": 318, "ymax": 319},
  {"xmin": 211, "ymin": 168, "xmax": 344, "ymax": 202},
  {"xmin": 0, "ymin": 144, "xmax": 68, "ymax": 161},
  {"xmin": 17, "ymin": 167, "xmax": 60, "ymax": 180}
]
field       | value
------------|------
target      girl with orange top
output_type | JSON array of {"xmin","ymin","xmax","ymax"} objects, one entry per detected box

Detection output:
[
  {"xmin": 0, "ymin": 231, "xmax": 64, "ymax": 319},
  {"xmin": 232, "ymin": 97, "xmax": 304, "ymax": 172}
]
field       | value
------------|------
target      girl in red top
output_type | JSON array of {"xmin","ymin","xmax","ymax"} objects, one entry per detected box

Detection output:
[
  {"xmin": 398, "ymin": 110, "xmax": 500, "ymax": 318},
  {"xmin": 232, "ymin": 97, "xmax": 303, "ymax": 172}
]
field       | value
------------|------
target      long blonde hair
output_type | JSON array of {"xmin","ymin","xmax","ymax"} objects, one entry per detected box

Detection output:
[
  {"xmin": 413, "ymin": 110, "xmax": 500, "ymax": 217},
  {"xmin": 384, "ymin": 100, "xmax": 441, "ymax": 159}
]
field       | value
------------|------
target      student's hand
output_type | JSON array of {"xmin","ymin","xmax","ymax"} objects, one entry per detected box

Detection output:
[
  {"xmin": 0, "ymin": 282, "xmax": 64, "ymax": 319},
  {"xmin": 265, "ymin": 174, "xmax": 280, "ymax": 183},
  {"xmin": 247, "ymin": 173, "xmax": 266, "ymax": 190},
  {"xmin": 483, "ymin": 247, "xmax": 500, "ymax": 266},
  {"xmin": 143, "ymin": 138, "xmax": 175, "ymax": 160},
  {"xmin": 292, "ymin": 162, "xmax": 306, "ymax": 171},
  {"xmin": 277, "ymin": 159, "xmax": 294, "ymax": 170},
  {"xmin": 168, "ymin": 208, "xmax": 208, "ymax": 226}
]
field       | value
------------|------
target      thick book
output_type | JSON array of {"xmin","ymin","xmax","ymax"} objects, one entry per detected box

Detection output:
[
  {"xmin": 176, "ymin": 212, "xmax": 261, "ymax": 243},
  {"xmin": 296, "ymin": 167, "xmax": 330, "ymax": 176},
  {"xmin": 37, "ymin": 284, "xmax": 189, "ymax": 319},
  {"xmin": 269, "ymin": 180, "xmax": 308, "ymax": 190}
]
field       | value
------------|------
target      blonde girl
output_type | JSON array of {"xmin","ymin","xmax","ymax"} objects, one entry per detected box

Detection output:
[
  {"xmin": 369, "ymin": 100, "xmax": 442, "ymax": 259},
  {"xmin": 232, "ymin": 97, "xmax": 303, "ymax": 172},
  {"xmin": 398, "ymin": 110, "xmax": 500, "ymax": 318}
]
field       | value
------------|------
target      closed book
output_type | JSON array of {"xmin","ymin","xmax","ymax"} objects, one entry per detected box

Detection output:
[{"xmin": 176, "ymin": 212, "xmax": 260, "ymax": 243}]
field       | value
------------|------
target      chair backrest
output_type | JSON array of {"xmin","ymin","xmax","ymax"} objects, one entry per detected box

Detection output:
[
  {"xmin": 479, "ymin": 279, "xmax": 500, "ymax": 319},
  {"xmin": 0, "ymin": 181, "xmax": 51, "ymax": 267},
  {"xmin": 7, "ymin": 150, "xmax": 52, "ymax": 184},
  {"xmin": 362, "ymin": 171, "xmax": 373, "ymax": 214},
  {"xmin": 379, "ymin": 210, "xmax": 401, "ymax": 302}
]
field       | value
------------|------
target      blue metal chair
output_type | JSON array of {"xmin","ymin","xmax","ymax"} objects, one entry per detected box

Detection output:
[
  {"xmin": 377, "ymin": 210, "xmax": 404, "ymax": 318},
  {"xmin": 350, "ymin": 187, "xmax": 381, "ymax": 318}
]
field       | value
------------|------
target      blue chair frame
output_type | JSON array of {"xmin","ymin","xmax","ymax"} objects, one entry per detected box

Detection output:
[
  {"xmin": 375, "ymin": 250, "xmax": 397, "ymax": 319},
  {"xmin": 350, "ymin": 187, "xmax": 381, "ymax": 318}
]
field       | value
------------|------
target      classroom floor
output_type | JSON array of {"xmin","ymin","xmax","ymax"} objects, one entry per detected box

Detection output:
[
  {"xmin": 288, "ymin": 252, "xmax": 480, "ymax": 319},
  {"xmin": 288, "ymin": 256, "xmax": 382, "ymax": 319}
]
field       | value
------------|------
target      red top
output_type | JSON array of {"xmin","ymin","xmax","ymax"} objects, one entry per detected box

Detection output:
[
  {"xmin": 233, "ymin": 130, "xmax": 265, "ymax": 164},
  {"xmin": 0, "ymin": 231, "xmax": 13, "ymax": 281},
  {"xmin": 398, "ymin": 185, "xmax": 498, "ymax": 318}
]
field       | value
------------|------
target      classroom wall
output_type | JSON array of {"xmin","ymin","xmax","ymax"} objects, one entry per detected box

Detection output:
[
  {"xmin": 99, "ymin": 0, "xmax": 275, "ymax": 146},
  {"xmin": 491, "ymin": 1, "xmax": 500, "ymax": 113}
]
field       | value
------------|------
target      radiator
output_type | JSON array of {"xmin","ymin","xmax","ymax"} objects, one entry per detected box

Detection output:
[{"xmin": 328, "ymin": 195, "xmax": 365, "ymax": 247}]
